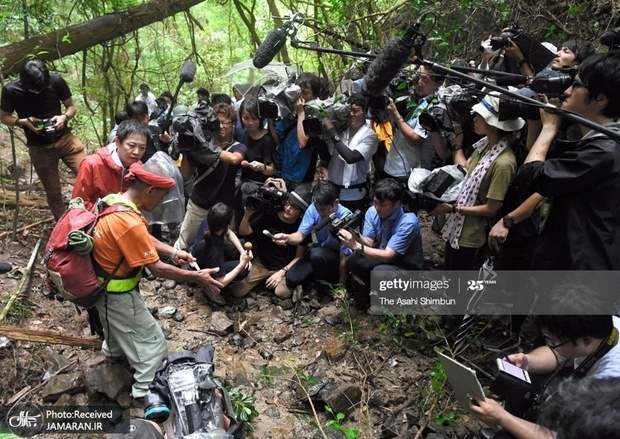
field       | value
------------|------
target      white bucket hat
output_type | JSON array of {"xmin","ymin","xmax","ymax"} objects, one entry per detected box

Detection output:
[{"xmin": 471, "ymin": 93, "xmax": 525, "ymax": 132}]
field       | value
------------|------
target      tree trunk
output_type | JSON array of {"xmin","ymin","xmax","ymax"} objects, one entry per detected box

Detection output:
[{"xmin": 0, "ymin": 0, "xmax": 207, "ymax": 76}]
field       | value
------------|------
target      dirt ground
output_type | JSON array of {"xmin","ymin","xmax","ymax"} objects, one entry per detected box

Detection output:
[{"xmin": 0, "ymin": 133, "xmax": 497, "ymax": 439}]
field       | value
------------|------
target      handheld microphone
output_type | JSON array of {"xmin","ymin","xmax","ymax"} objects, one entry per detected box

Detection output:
[
  {"xmin": 253, "ymin": 27, "xmax": 288, "ymax": 68},
  {"xmin": 180, "ymin": 60, "xmax": 196, "ymax": 83}
]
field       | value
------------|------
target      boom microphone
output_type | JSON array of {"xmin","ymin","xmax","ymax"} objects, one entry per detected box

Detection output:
[
  {"xmin": 253, "ymin": 28, "xmax": 288, "ymax": 68},
  {"xmin": 363, "ymin": 18, "xmax": 426, "ymax": 97},
  {"xmin": 180, "ymin": 60, "xmax": 197, "ymax": 83}
]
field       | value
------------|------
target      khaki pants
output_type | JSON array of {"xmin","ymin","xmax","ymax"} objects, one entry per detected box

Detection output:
[
  {"xmin": 227, "ymin": 259, "xmax": 284, "ymax": 298},
  {"xmin": 174, "ymin": 198, "xmax": 210, "ymax": 250},
  {"xmin": 95, "ymin": 289, "xmax": 167, "ymax": 398},
  {"xmin": 28, "ymin": 133, "xmax": 85, "ymax": 219}
]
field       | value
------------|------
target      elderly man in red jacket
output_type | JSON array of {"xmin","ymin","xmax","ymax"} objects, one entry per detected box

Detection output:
[{"xmin": 72, "ymin": 119, "xmax": 148, "ymax": 209}]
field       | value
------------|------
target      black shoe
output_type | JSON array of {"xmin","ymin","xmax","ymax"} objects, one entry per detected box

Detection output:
[{"xmin": 0, "ymin": 261, "xmax": 12, "ymax": 274}]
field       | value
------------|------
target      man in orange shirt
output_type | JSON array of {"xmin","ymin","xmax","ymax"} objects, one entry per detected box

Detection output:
[{"xmin": 92, "ymin": 160, "xmax": 223, "ymax": 401}]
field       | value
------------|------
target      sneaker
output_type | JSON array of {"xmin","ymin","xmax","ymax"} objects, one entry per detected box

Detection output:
[{"xmin": 482, "ymin": 330, "xmax": 521, "ymax": 353}]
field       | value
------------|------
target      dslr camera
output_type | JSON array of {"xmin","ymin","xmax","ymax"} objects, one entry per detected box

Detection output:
[
  {"xmin": 36, "ymin": 118, "xmax": 57, "ymax": 133},
  {"xmin": 316, "ymin": 209, "xmax": 363, "ymax": 235},
  {"xmin": 245, "ymin": 183, "xmax": 288, "ymax": 212},
  {"xmin": 487, "ymin": 25, "xmax": 555, "ymax": 73}
]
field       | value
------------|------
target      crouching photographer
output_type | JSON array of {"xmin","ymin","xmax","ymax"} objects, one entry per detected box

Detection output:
[
  {"xmin": 470, "ymin": 290, "xmax": 620, "ymax": 439},
  {"xmin": 271, "ymin": 182, "xmax": 354, "ymax": 299},
  {"xmin": 230, "ymin": 179, "xmax": 312, "ymax": 299},
  {"xmin": 339, "ymin": 178, "xmax": 424, "ymax": 311}
]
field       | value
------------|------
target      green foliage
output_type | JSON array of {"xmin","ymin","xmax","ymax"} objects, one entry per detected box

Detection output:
[
  {"xmin": 434, "ymin": 411, "xmax": 460, "ymax": 427},
  {"xmin": 429, "ymin": 358, "xmax": 447, "ymax": 393},
  {"xmin": 323, "ymin": 282, "xmax": 358, "ymax": 341},
  {"xmin": 227, "ymin": 387, "xmax": 259, "ymax": 424},
  {"xmin": 324, "ymin": 404, "xmax": 360, "ymax": 439},
  {"xmin": 297, "ymin": 369, "xmax": 320, "ymax": 387},
  {"xmin": 259, "ymin": 365, "xmax": 285, "ymax": 388},
  {"xmin": 7, "ymin": 298, "xmax": 32, "ymax": 324}
]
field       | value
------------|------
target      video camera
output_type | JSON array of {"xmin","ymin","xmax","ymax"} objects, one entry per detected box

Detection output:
[
  {"xmin": 245, "ymin": 183, "xmax": 288, "ymax": 212},
  {"xmin": 316, "ymin": 209, "xmax": 362, "ymax": 235},
  {"xmin": 418, "ymin": 84, "xmax": 479, "ymax": 135},
  {"xmin": 498, "ymin": 68, "xmax": 576, "ymax": 121},
  {"xmin": 302, "ymin": 95, "xmax": 351, "ymax": 138},
  {"xmin": 171, "ymin": 103, "xmax": 220, "ymax": 152},
  {"xmin": 406, "ymin": 165, "xmax": 466, "ymax": 212}
]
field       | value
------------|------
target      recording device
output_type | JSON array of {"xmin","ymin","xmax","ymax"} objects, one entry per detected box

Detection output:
[
  {"xmin": 171, "ymin": 103, "xmax": 221, "ymax": 152},
  {"xmin": 529, "ymin": 69, "xmax": 575, "ymax": 96},
  {"xmin": 418, "ymin": 85, "xmax": 479, "ymax": 134},
  {"xmin": 144, "ymin": 344, "xmax": 240, "ymax": 438},
  {"xmin": 258, "ymin": 98, "xmax": 279, "ymax": 119},
  {"xmin": 601, "ymin": 26, "xmax": 620, "ymax": 50},
  {"xmin": 487, "ymin": 25, "xmax": 555, "ymax": 73},
  {"xmin": 314, "ymin": 209, "xmax": 362, "ymax": 236},
  {"xmin": 302, "ymin": 117, "xmax": 322, "ymax": 137},
  {"xmin": 36, "ymin": 118, "xmax": 57, "ymax": 133},
  {"xmin": 363, "ymin": 18, "xmax": 427, "ymax": 98},
  {"xmin": 161, "ymin": 59, "xmax": 197, "ymax": 133},
  {"xmin": 497, "ymin": 69, "xmax": 575, "ymax": 121},
  {"xmin": 406, "ymin": 165, "xmax": 467, "ymax": 212},
  {"xmin": 302, "ymin": 96, "xmax": 351, "ymax": 137},
  {"xmin": 424, "ymin": 169, "xmax": 458, "ymax": 198},
  {"xmin": 252, "ymin": 14, "xmax": 302, "ymax": 68},
  {"xmin": 179, "ymin": 59, "xmax": 197, "ymax": 83},
  {"xmin": 262, "ymin": 229, "xmax": 276, "ymax": 240},
  {"xmin": 490, "ymin": 358, "xmax": 536, "ymax": 418},
  {"xmin": 245, "ymin": 184, "xmax": 288, "ymax": 212},
  {"xmin": 497, "ymin": 358, "xmax": 531, "ymax": 383}
]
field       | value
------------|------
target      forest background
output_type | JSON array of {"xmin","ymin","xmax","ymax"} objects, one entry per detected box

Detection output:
[{"xmin": 0, "ymin": 0, "xmax": 617, "ymax": 152}]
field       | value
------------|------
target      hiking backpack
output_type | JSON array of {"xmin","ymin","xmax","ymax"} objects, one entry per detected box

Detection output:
[{"xmin": 44, "ymin": 198, "xmax": 129, "ymax": 308}]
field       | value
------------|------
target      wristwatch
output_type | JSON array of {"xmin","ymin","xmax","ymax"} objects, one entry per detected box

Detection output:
[{"xmin": 502, "ymin": 214, "xmax": 515, "ymax": 229}]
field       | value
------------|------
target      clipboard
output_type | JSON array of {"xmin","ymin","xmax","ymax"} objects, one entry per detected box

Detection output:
[{"xmin": 438, "ymin": 352, "xmax": 486, "ymax": 410}]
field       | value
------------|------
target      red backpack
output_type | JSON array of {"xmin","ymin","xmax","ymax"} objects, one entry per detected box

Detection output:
[{"xmin": 44, "ymin": 199, "xmax": 129, "ymax": 308}]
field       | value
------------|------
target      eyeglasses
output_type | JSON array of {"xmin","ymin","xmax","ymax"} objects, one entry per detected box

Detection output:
[{"xmin": 542, "ymin": 331, "xmax": 573, "ymax": 349}]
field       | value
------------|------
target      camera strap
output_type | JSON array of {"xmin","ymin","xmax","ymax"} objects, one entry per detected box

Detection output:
[
  {"xmin": 574, "ymin": 326, "xmax": 619, "ymax": 376},
  {"xmin": 193, "ymin": 142, "xmax": 237, "ymax": 186}
]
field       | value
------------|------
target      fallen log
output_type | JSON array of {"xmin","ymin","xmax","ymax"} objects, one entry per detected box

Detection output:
[
  {"xmin": 0, "ymin": 217, "xmax": 54, "ymax": 239},
  {"xmin": 0, "ymin": 326, "xmax": 102, "ymax": 349},
  {"xmin": 0, "ymin": 0, "xmax": 207, "ymax": 76},
  {"xmin": 0, "ymin": 239, "xmax": 41, "ymax": 323},
  {"xmin": 0, "ymin": 193, "xmax": 49, "ymax": 209}
]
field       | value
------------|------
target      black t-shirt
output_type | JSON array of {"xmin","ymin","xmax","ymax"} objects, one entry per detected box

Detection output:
[
  {"xmin": 249, "ymin": 210, "xmax": 300, "ymax": 270},
  {"xmin": 241, "ymin": 132, "xmax": 274, "ymax": 183},
  {"xmin": 1, "ymin": 73, "xmax": 71, "ymax": 146},
  {"xmin": 190, "ymin": 142, "xmax": 247, "ymax": 209}
]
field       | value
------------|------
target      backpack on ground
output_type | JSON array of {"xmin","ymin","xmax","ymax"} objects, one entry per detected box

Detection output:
[{"xmin": 44, "ymin": 197, "xmax": 129, "ymax": 308}]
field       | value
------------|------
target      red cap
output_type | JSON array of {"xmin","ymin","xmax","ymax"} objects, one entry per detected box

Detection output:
[{"xmin": 124, "ymin": 162, "xmax": 176, "ymax": 189}]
